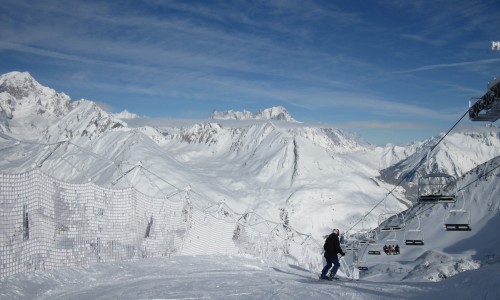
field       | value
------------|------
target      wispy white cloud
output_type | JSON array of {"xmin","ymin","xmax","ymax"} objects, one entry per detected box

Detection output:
[
  {"xmin": 1, "ymin": 38, "xmax": 454, "ymax": 121},
  {"xmin": 1, "ymin": 0, "xmax": 494, "ymax": 145},
  {"xmin": 400, "ymin": 34, "xmax": 445, "ymax": 47},
  {"xmin": 5, "ymin": 5, "xmax": 364, "ymax": 77},
  {"xmin": 388, "ymin": 0, "xmax": 498, "ymax": 47},
  {"xmin": 395, "ymin": 58, "xmax": 500, "ymax": 74},
  {"xmin": 339, "ymin": 120, "xmax": 432, "ymax": 130},
  {"xmin": 0, "ymin": 42, "xmax": 107, "ymax": 65}
]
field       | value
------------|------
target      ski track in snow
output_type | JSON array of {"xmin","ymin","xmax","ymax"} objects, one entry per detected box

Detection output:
[
  {"xmin": 0, "ymin": 255, "xmax": 412, "ymax": 300},
  {"xmin": 2, "ymin": 255, "xmax": 499, "ymax": 300}
]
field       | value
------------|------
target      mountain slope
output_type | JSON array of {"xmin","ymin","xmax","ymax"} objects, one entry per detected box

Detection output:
[
  {"xmin": 379, "ymin": 127, "xmax": 500, "ymax": 202},
  {"xmin": 0, "ymin": 72, "xmax": 406, "ymax": 241},
  {"xmin": 159, "ymin": 120, "xmax": 409, "ymax": 238},
  {"xmin": 360, "ymin": 156, "xmax": 500, "ymax": 282},
  {"xmin": 1, "ymin": 71, "xmax": 500, "ymax": 285},
  {"xmin": 0, "ymin": 71, "xmax": 73, "ymax": 138}
]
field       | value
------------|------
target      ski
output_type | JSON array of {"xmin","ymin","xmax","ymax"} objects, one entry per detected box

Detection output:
[{"xmin": 318, "ymin": 275, "xmax": 352, "ymax": 282}]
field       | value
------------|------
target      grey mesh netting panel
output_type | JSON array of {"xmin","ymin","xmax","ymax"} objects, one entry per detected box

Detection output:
[
  {"xmin": 0, "ymin": 169, "xmax": 321, "ymax": 279},
  {"xmin": 0, "ymin": 169, "xmax": 187, "ymax": 278}
]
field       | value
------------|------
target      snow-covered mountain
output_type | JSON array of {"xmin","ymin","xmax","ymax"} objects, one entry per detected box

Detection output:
[
  {"xmin": 0, "ymin": 71, "xmax": 73, "ymax": 138},
  {"xmin": 1, "ymin": 71, "xmax": 499, "ymax": 218},
  {"xmin": 0, "ymin": 72, "xmax": 403, "ymax": 234},
  {"xmin": 367, "ymin": 156, "xmax": 500, "ymax": 280},
  {"xmin": 1, "ymin": 71, "xmax": 499, "ymax": 227},
  {"xmin": 1, "ymin": 71, "xmax": 500, "ymax": 289},
  {"xmin": 379, "ymin": 128, "xmax": 500, "ymax": 202},
  {"xmin": 43, "ymin": 100, "xmax": 127, "ymax": 143},
  {"xmin": 210, "ymin": 106, "xmax": 297, "ymax": 122}
]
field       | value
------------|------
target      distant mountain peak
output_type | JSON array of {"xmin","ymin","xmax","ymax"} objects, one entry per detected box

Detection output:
[
  {"xmin": 0, "ymin": 71, "xmax": 35, "ymax": 84},
  {"xmin": 0, "ymin": 71, "xmax": 41, "ymax": 98},
  {"xmin": 210, "ymin": 106, "xmax": 297, "ymax": 122},
  {"xmin": 0, "ymin": 71, "xmax": 73, "ymax": 135},
  {"xmin": 1, "ymin": 70, "xmax": 33, "ymax": 81}
]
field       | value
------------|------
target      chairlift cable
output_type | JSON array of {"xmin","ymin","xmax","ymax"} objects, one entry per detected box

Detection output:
[
  {"xmin": 429, "ymin": 110, "xmax": 469, "ymax": 152},
  {"xmin": 396, "ymin": 163, "xmax": 499, "ymax": 233},
  {"xmin": 345, "ymin": 108, "xmax": 469, "ymax": 234},
  {"xmin": 456, "ymin": 162, "xmax": 500, "ymax": 193},
  {"xmin": 406, "ymin": 161, "xmax": 500, "ymax": 223}
]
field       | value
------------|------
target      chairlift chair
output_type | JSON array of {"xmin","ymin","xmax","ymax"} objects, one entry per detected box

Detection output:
[
  {"xmin": 385, "ymin": 231, "xmax": 399, "ymax": 244},
  {"xmin": 404, "ymin": 216, "xmax": 425, "ymax": 245},
  {"xmin": 345, "ymin": 239, "xmax": 360, "ymax": 251},
  {"xmin": 355, "ymin": 229, "xmax": 380, "ymax": 254},
  {"xmin": 367, "ymin": 243, "xmax": 381, "ymax": 255},
  {"xmin": 356, "ymin": 230, "xmax": 369, "ymax": 245},
  {"xmin": 404, "ymin": 230, "xmax": 424, "ymax": 245},
  {"xmin": 443, "ymin": 191, "xmax": 471, "ymax": 231},
  {"xmin": 444, "ymin": 210, "xmax": 471, "ymax": 231},
  {"xmin": 341, "ymin": 231, "xmax": 360, "ymax": 251},
  {"xmin": 378, "ymin": 212, "xmax": 405, "ymax": 231},
  {"xmin": 357, "ymin": 229, "xmax": 378, "ymax": 245},
  {"xmin": 383, "ymin": 232, "xmax": 401, "ymax": 255},
  {"xmin": 358, "ymin": 250, "xmax": 369, "ymax": 270},
  {"xmin": 417, "ymin": 173, "xmax": 457, "ymax": 204}
]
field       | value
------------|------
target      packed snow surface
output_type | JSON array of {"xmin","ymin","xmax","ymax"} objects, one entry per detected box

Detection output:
[{"xmin": 1, "ymin": 255, "xmax": 499, "ymax": 300}]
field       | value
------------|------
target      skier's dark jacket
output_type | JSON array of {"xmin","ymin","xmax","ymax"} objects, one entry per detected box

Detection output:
[{"xmin": 323, "ymin": 233, "xmax": 345, "ymax": 260}]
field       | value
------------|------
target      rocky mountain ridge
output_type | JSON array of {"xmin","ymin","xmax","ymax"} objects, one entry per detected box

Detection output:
[{"xmin": 210, "ymin": 106, "xmax": 297, "ymax": 122}]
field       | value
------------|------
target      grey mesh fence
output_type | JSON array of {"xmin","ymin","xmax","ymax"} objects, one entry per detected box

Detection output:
[
  {"xmin": 0, "ymin": 169, "xmax": 321, "ymax": 279},
  {"xmin": 0, "ymin": 169, "xmax": 187, "ymax": 278}
]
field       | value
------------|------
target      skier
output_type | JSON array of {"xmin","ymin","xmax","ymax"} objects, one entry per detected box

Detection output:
[
  {"xmin": 320, "ymin": 228, "xmax": 345, "ymax": 280},
  {"xmin": 383, "ymin": 245, "xmax": 388, "ymax": 255},
  {"xmin": 395, "ymin": 244, "xmax": 400, "ymax": 255}
]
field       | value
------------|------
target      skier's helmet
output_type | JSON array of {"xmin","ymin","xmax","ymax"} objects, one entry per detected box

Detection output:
[{"xmin": 332, "ymin": 228, "xmax": 340, "ymax": 235}]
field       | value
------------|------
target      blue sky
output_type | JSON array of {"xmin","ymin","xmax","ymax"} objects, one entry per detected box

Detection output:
[{"xmin": 1, "ymin": 0, "xmax": 499, "ymax": 145}]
